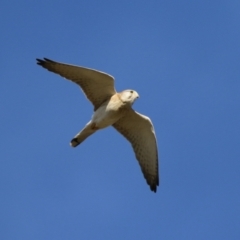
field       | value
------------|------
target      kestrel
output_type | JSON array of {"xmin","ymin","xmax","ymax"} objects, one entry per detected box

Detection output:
[{"xmin": 37, "ymin": 58, "xmax": 159, "ymax": 192}]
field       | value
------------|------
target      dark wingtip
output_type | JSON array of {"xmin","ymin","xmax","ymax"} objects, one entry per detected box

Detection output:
[
  {"xmin": 150, "ymin": 185, "xmax": 157, "ymax": 193},
  {"xmin": 36, "ymin": 57, "xmax": 55, "ymax": 66},
  {"xmin": 150, "ymin": 176, "xmax": 159, "ymax": 193},
  {"xmin": 36, "ymin": 58, "xmax": 47, "ymax": 66}
]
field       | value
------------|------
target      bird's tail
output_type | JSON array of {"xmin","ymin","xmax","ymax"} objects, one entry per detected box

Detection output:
[{"xmin": 70, "ymin": 121, "xmax": 97, "ymax": 147}]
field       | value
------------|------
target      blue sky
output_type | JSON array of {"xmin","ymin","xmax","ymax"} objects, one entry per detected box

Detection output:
[{"xmin": 1, "ymin": 0, "xmax": 240, "ymax": 239}]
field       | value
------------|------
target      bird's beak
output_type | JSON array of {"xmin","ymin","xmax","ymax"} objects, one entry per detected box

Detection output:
[{"xmin": 134, "ymin": 91, "xmax": 139, "ymax": 98}]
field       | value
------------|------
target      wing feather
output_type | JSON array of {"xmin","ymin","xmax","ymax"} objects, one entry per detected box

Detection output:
[
  {"xmin": 36, "ymin": 58, "xmax": 116, "ymax": 110},
  {"xmin": 113, "ymin": 109, "xmax": 159, "ymax": 192}
]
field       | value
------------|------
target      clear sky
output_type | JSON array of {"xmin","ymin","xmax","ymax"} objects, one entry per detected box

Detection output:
[{"xmin": 1, "ymin": 0, "xmax": 240, "ymax": 239}]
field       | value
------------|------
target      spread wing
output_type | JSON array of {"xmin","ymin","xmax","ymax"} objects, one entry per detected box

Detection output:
[
  {"xmin": 36, "ymin": 58, "xmax": 116, "ymax": 110},
  {"xmin": 113, "ymin": 109, "xmax": 159, "ymax": 192}
]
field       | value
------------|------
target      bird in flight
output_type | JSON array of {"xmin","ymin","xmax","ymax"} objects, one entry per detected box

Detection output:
[{"xmin": 36, "ymin": 58, "xmax": 159, "ymax": 192}]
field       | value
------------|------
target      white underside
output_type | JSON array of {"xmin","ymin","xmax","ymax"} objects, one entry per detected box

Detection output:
[{"xmin": 91, "ymin": 101, "xmax": 124, "ymax": 129}]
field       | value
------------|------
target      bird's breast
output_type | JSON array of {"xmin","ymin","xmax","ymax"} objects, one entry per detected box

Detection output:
[{"xmin": 91, "ymin": 100, "xmax": 125, "ymax": 129}]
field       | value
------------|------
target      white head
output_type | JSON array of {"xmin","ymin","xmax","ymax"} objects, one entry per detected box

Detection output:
[{"xmin": 119, "ymin": 89, "xmax": 139, "ymax": 105}]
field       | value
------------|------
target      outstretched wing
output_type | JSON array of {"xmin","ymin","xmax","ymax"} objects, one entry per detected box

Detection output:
[
  {"xmin": 113, "ymin": 109, "xmax": 159, "ymax": 192},
  {"xmin": 36, "ymin": 58, "xmax": 116, "ymax": 110}
]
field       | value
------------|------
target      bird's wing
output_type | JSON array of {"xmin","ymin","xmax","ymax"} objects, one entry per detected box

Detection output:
[
  {"xmin": 36, "ymin": 58, "xmax": 116, "ymax": 110},
  {"xmin": 113, "ymin": 109, "xmax": 159, "ymax": 192}
]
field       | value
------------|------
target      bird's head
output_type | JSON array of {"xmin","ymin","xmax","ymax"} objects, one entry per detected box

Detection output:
[{"xmin": 119, "ymin": 89, "xmax": 139, "ymax": 105}]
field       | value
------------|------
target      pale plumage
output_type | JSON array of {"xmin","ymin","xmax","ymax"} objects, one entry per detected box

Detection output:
[{"xmin": 36, "ymin": 58, "xmax": 159, "ymax": 192}]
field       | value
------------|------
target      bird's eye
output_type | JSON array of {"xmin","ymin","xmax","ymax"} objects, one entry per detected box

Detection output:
[{"xmin": 130, "ymin": 90, "xmax": 133, "ymax": 93}]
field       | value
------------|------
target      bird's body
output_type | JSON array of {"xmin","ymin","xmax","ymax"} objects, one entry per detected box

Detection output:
[
  {"xmin": 91, "ymin": 94, "xmax": 126, "ymax": 129},
  {"xmin": 37, "ymin": 58, "xmax": 159, "ymax": 192}
]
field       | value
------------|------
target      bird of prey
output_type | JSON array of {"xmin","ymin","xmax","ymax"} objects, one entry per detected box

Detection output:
[{"xmin": 36, "ymin": 58, "xmax": 159, "ymax": 192}]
